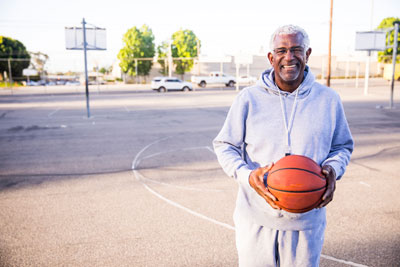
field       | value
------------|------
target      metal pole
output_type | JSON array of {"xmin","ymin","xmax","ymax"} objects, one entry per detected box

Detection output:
[
  {"xmin": 327, "ymin": 0, "xmax": 333, "ymax": 87},
  {"xmin": 355, "ymin": 62, "xmax": 360, "ymax": 88},
  {"xmin": 135, "ymin": 59, "xmax": 138, "ymax": 83},
  {"xmin": 82, "ymin": 18, "xmax": 90, "ymax": 118},
  {"xmin": 7, "ymin": 58, "xmax": 13, "ymax": 89},
  {"xmin": 364, "ymin": 50, "xmax": 371, "ymax": 95},
  {"xmin": 390, "ymin": 21, "xmax": 399, "ymax": 109},
  {"xmin": 235, "ymin": 63, "xmax": 239, "ymax": 91},
  {"xmin": 168, "ymin": 40, "xmax": 173, "ymax": 77},
  {"xmin": 197, "ymin": 39, "xmax": 200, "ymax": 75}
]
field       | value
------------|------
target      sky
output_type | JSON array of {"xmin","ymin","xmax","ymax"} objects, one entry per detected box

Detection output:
[{"xmin": 1, "ymin": 0, "xmax": 399, "ymax": 73}]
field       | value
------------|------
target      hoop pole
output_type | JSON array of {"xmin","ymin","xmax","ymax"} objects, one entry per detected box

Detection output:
[
  {"xmin": 390, "ymin": 21, "xmax": 399, "ymax": 109},
  {"xmin": 364, "ymin": 51, "xmax": 371, "ymax": 96},
  {"xmin": 82, "ymin": 18, "xmax": 91, "ymax": 118}
]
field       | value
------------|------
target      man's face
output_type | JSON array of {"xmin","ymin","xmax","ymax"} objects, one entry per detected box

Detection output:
[{"xmin": 268, "ymin": 33, "xmax": 311, "ymax": 90}]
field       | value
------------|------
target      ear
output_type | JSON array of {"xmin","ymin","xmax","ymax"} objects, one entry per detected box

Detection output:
[
  {"xmin": 305, "ymin": 48, "xmax": 312, "ymax": 63},
  {"xmin": 267, "ymin": 52, "xmax": 274, "ymax": 65}
]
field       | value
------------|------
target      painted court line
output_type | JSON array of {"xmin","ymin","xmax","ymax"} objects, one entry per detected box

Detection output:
[
  {"xmin": 135, "ymin": 146, "xmax": 223, "ymax": 192},
  {"xmin": 136, "ymin": 171, "xmax": 223, "ymax": 192},
  {"xmin": 47, "ymin": 108, "xmax": 61, "ymax": 117},
  {"xmin": 134, "ymin": 170, "xmax": 234, "ymax": 230},
  {"xmin": 359, "ymin": 181, "xmax": 372, "ymax": 188},
  {"xmin": 132, "ymin": 137, "xmax": 369, "ymax": 267}
]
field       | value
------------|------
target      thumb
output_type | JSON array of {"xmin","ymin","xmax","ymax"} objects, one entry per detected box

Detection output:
[{"xmin": 261, "ymin": 162, "xmax": 274, "ymax": 174}]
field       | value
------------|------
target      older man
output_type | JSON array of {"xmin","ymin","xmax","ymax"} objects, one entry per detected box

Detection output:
[{"xmin": 213, "ymin": 25, "xmax": 353, "ymax": 266}]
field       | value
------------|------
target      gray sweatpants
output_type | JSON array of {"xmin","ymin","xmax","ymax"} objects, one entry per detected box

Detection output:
[{"xmin": 234, "ymin": 214, "xmax": 326, "ymax": 267}]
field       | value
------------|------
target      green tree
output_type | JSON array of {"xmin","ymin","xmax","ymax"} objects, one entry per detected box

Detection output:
[
  {"xmin": 117, "ymin": 25, "xmax": 155, "ymax": 78},
  {"xmin": 0, "ymin": 36, "xmax": 30, "ymax": 80},
  {"xmin": 171, "ymin": 29, "xmax": 199, "ymax": 76},
  {"xmin": 99, "ymin": 67, "xmax": 108, "ymax": 74},
  {"xmin": 377, "ymin": 17, "xmax": 400, "ymax": 63}
]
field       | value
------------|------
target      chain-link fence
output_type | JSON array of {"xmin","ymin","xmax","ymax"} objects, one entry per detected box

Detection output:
[{"xmin": 1, "ymin": 54, "xmax": 399, "ymax": 89}]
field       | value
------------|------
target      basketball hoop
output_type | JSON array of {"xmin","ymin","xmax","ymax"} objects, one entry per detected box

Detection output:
[{"xmin": 65, "ymin": 18, "xmax": 107, "ymax": 118}]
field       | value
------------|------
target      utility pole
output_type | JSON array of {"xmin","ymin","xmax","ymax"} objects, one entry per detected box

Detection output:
[{"xmin": 327, "ymin": 0, "xmax": 333, "ymax": 87}]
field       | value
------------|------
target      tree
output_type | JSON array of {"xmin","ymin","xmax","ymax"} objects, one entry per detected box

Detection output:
[
  {"xmin": 377, "ymin": 17, "xmax": 400, "ymax": 63},
  {"xmin": 0, "ymin": 36, "xmax": 30, "ymax": 80},
  {"xmin": 171, "ymin": 29, "xmax": 199, "ymax": 77},
  {"xmin": 117, "ymin": 25, "xmax": 155, "ymax": 78}
]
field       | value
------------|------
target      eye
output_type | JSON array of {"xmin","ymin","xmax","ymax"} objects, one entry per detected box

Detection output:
[
  {"xmin": 275, "ymin": 48, "xmax": 286, "ymax": 55},
  {"xmin": 292, "ymin": 47, "xmax": 304, "ymax": 54}
]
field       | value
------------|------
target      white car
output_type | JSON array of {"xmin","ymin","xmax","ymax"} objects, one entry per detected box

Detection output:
[
  {"xmin": 237, "ymin": 75, "xmax": 258, "ymax": 84},
  {"xmin": 151, "ymin": 77, "xmax": 193, "ymax": 92}
]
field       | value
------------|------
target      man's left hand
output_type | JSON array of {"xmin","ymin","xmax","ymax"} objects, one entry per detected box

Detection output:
[{"xmin": 319, "ymin": 165, "xmax": 336, "ymax": 208}]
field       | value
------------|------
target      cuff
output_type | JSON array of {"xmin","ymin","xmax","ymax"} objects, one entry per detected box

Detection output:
[
  {"xmin": 322, "ymin": 160, "xmax": 342, "ymax": 180},
  {"xmin": 236, "ymin": 166, "xmax": 253, "ymax": 186}
]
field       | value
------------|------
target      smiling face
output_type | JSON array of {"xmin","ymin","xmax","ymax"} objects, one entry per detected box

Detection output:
[{"xmin": 268, "ymin": 33, "xmax": 312, "ymax": 92}]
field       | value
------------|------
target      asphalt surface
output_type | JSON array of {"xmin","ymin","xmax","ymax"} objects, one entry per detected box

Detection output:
[{"xmin": 0, "ymin": 79, "xmax": 399, "ymax": 266}]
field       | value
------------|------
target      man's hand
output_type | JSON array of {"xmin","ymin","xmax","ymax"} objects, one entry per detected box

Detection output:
[
  {"xmin": 319, "ymin": 165, "xmax": 337, "ymax": 208},
  {"xmin": 249, "ymin": 163, "xmax": 281, "ymax": 210}
]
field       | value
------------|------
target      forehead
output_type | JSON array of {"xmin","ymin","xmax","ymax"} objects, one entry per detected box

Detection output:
[{"xmin": 273, "ymin": 33, "xmax": 304, "ymax": 48}]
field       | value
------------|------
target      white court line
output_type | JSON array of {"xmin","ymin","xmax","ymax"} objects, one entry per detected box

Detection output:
[
  {"xmin": 48, "ymin": 108, "xmax": 61, "ymax": 118},
  {"xmin": 135, "ymin": 146, "xmax": 223, "ymax": 192},
  {"xmin": 134, "ymin": 170, "xmax": 234, "ymax": 230},
  {"xmin": 136, "ymin": 171, "xmax": 223, "ymax": 192},
  {"xmin": 359, "ymin": 181, "xmax": 372, "ymax": 188},
  {"xmin": 320, "ymin": 255, "xmax": 368, "ymax": 267},
  {"xmin": 205, "ymin": 146, "xmax": 215, "ymax": 154},
  {"xmin": 132, "ymin": 137, "xmax": 369, "ymax": 267},
  {"xmin": 123, "ymin": 106, "xmax": 130, "ymax": 113},
  {"xmin": 137, "ymin": 146, "xmax": 215, "ymax": 167}
]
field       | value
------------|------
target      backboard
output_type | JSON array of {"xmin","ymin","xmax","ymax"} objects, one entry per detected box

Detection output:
[
  {"xmin": 65, "ymin": 27, "xmax": 107, "ymax": 50},
  {"xmin": 355, "ymin": 31, "xmax": 386, "ymax": 51}
]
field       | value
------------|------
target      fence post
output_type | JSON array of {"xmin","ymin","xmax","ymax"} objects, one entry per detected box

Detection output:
[{"xmin": 7, "ymin": 58, "xmax": 13, "ymax": 88}]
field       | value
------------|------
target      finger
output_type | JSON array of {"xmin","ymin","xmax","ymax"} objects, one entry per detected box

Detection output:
[
  {"xmin": 267, "ymin": 199, "xmax": 281, "ymax": 210},
  {"xmin": 261, "ymin": 162, "xmax": 274, "ymax": 175},
  {"xmin": 264, "ymin": 189, "xmax": 277, "ymax": 202},
  {"xmin": 319, "ymin": 196, "xmax": 332, "ymax": 208}
]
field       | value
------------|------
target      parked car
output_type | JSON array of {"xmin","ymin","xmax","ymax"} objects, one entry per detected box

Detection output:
[
  {"xmin": 65, "ymin": 80, "xmax": 81, "ymax": 85},
  {"xmin": 237, "ymin": 75, "xmax": 258, "ymax": 84},
  {"xmin": 151, "ymin": 77, "xmax": 193, "ymax": 92},
  {"xmin": 191, "ymin": 72, "xmax": 236, "ymax": 87}
]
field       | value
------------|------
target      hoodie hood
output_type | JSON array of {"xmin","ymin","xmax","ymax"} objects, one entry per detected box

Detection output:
[{"xmin": 256, "ymin": 65, "xmax": 315, "ymax": 98}]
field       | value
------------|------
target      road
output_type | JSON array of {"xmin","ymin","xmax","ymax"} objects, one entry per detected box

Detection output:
[{"xmin": 0, "ymin": 79, "xmax": 399, "ymax": 266}]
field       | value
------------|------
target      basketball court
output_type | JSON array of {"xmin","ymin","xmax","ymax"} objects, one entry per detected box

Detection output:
[{"xmin": 0, "ymin": 80, "xmax": 399, "ymax": 266}]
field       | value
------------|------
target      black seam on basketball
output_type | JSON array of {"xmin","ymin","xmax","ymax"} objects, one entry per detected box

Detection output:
[
  {"xmin": 267, "ymin": 185, "xmax": 326, "ymax": 193},
  {"xmin": 269, "ymin": 167, "xmax": 325, "ymax": 180}
]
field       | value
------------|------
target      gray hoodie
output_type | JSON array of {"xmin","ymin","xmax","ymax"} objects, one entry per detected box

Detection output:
[{"xmin": 213, "ymin": 67, "xmax": 354, "ymax": 230}]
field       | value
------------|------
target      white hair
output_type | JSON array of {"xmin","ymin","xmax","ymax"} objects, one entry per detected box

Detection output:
[{"xmin": 269, "ymin": 25, "xmax": 310, "ymax": 51}]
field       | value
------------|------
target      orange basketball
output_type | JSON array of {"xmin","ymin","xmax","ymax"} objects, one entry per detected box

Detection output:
[{"xmin": 266, "ymin": 155, "xmax": 326, "ymax": 213}]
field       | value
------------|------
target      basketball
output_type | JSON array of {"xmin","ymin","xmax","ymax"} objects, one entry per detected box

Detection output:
[{"xmin": 266, "ymin": 155, "xmax": 326, "ymax": 213}]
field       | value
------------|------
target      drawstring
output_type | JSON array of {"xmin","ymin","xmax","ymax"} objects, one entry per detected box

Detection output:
[{"xmin": 278, "ymin": 87, "xmax": 299, "ymax": 156}]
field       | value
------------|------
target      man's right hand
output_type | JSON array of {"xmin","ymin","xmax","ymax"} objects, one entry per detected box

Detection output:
[{"xmin": 248, "ymin": 163, "xmax": 281, "ymax": 210}]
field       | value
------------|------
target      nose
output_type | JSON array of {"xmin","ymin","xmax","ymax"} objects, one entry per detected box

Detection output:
[{"xmin": 284, "ymin": 49, "xmax": 295, "ymax": 60}]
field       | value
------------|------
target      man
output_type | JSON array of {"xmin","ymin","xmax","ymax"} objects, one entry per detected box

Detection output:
[{"xmin": 213, "ymin": 25, "xmax": 353, "ymax": 267}]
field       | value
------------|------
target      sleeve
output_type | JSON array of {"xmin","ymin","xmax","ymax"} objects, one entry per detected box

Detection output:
[
  {"xmin": 322, "ymin": 97, "xmax": 354, "ymax": 180},
  {"xmin": 213, "ymin": 91, "xmax": 253, "ymax": 186}
]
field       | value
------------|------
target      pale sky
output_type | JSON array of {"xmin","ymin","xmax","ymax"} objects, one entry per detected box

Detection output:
[{"xmin": 1, "ymin": 0, "xmax": 399, "ymax": 72}]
